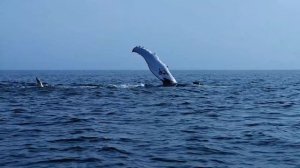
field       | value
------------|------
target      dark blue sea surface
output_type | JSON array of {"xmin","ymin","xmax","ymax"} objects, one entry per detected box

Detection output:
[{"xmin": 1, "ymin": 70, "xmax": 300, "ymax": 168}]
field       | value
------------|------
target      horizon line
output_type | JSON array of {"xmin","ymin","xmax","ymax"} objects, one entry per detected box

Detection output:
[{"xmin": 1, "ymin": 69, "xmax": 300, "ymax": 71}]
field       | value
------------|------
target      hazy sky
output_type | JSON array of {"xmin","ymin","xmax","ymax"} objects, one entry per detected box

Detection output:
[{"xmin": 1, "ymin": 0, "xmax": 300, "ymax": 70}]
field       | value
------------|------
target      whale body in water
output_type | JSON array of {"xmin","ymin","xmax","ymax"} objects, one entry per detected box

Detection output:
[
  {"xmin": 36, "ymin": 77, "xmax": 44, "ymax": 88},
  {"xmin": 132, "ymin": 46, "xmax": 177, "ymax": 86}
]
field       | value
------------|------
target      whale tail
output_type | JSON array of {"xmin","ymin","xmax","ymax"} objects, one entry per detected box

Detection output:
[
  {"xmin": 36, "ymin": 77, "xmax": 44, "ymax": 88},
  {"xmin": 132, "ymin": 46, "xmax": 177, "ymax": 86}
]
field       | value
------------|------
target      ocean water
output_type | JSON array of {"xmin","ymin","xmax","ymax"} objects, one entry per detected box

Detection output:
[{"xmin": 1, "ymin": 70, "xmax": 300, "ymax": 168}]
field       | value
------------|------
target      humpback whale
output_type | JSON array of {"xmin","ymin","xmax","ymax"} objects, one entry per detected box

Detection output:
[
  {"xmin": 36, "ymin": 77, "xmax": 44, "ymax": 88},
  {"xmin": 132, "ymin": 46, "xmax": 177, "ymax": 86}
]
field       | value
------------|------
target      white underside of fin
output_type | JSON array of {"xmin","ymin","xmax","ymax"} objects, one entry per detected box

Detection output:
[{"xmin": 132, "ymin": 46, "xmax": 177, "ymax": 85}]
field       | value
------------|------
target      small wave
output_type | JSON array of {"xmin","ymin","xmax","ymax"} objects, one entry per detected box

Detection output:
[
  {"xmin": 39, "ymin": 158, "xmax": 80, "ymax": 163},
  {"xmin": 107, "ymin": 83, "xmax": 145, "ymax": 89},
  {"xmin": 64, "ymin": 146, "xmax": 86, "ymax": 152},
  {"xmin": 99, "ymin": 146, "xmax": 131, "ymax": 155},
  {"xmin": 70, "ymin": 83, "xmax": 103, "ymax": 88},
  {"xmin": 65, "ymin": 117, "xmax": 89, "ymax": 123},
  {"xmin": 12, "ymin": 108, "xmax": 27, "ymax": 113},
  {"xmin": 49, "ymin": 136, "xmax": 103, "ymax": 143},
  {"xmin": 150, "ymin": 157, "xmax": 187, "ymax": 163},
  {"xmin": 151, "ymin": 102, "xmax": 173, "ymax": 107},
  {"xmin": 35, "ymin": 157, "xmax": 102, "ymax": 164},
  {"xmin": 186, "ymin": 146, "xmax": 235, "ymax": 155},
  {"xmin": 181, "ymin": 101, "xmax": 191, "ymax": 105}
]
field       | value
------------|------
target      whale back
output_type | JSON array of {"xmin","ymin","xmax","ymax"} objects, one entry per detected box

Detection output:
[{"xmin": 132, "ymin": 46, "xmax": 177, "ymax": 85}]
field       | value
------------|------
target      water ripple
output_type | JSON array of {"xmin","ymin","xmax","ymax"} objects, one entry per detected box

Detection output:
[{"xmin": 1, "ymin": 70, "xmax": 300, "ymax": 167}]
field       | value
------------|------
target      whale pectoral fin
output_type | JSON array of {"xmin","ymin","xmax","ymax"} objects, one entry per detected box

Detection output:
[
  {"xmin": 132, "ymin": 46, "xmax": 177, "ymax": 86},
  {"xmin": 36, "ymin": 77, "xmax": 44, "ymax": 88}
]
